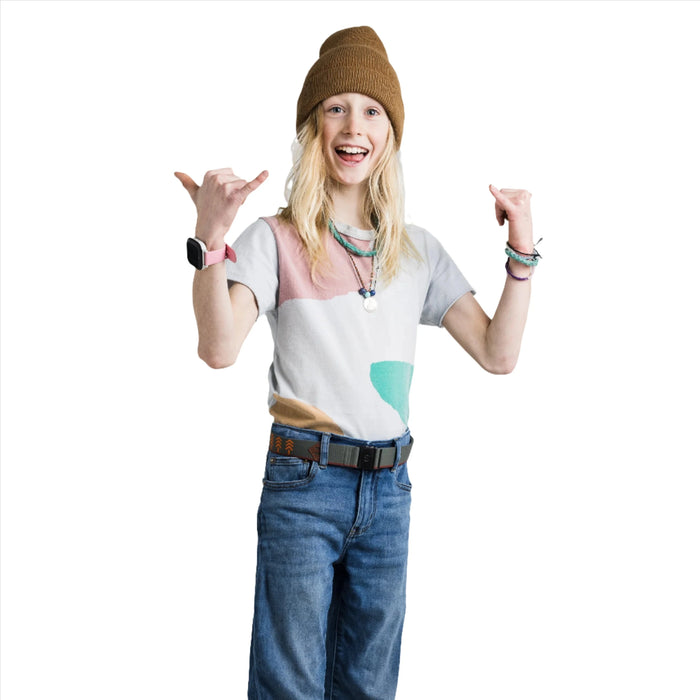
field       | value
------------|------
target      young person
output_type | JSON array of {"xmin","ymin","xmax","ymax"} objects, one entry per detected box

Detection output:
[{"xmin": 176, "ymin": 25, "xmax": 537, "ymax": 700}]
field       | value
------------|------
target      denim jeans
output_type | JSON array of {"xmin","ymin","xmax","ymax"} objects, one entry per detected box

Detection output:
[{"xmin": 248, "ymin": 423, "xmax": 413, "ymax": 700}]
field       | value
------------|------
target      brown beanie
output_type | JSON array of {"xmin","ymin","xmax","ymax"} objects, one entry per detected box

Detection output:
[{"xmin": 296, "ymin": 26, "xmax": 404, "ymax": 147}]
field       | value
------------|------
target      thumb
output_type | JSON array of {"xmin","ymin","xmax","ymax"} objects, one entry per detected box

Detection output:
[
  {"xmin": 489, "ymin": 184, "xmax": 507, "ymax": 226},
  {"xmin": 489, "ymin": 183, "xmax": 505, "ymax": 203},
  {"xmin": 174, "ymin": 171, "xmax": 199, "ymax": 201}
]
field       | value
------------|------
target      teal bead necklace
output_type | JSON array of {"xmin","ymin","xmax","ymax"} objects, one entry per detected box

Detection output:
[
  {"xmin": 329, "ymin": 220, "xmax": 377, "ymax": 257},
  {"xmin": 328, "ymin": 220, "xmax": 378, "ymax": 312}
]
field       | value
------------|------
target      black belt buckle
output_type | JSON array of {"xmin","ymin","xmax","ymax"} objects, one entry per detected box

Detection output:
[{"xmin": 358, "ymin": 445, "xmax": 379, "ymax": 470}]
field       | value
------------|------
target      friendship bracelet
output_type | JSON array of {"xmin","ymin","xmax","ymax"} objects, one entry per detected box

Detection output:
[
  {"xmin": 505, "ymin": 259, "xmax": 532, "ymax": 281},
  {"xmin": 506, "ymin": 237, "xmax": 543, "ymax": 260},
  {"xmin": 505, "ymin": 246, "xmax": 539, "ymax": 267}
]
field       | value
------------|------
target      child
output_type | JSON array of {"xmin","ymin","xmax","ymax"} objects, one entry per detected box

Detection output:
[{"xmin": 176, "ymin": 25, "xmax": 536, "ymax": 700}]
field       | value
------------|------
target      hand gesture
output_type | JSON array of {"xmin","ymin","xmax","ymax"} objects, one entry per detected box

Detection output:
[
  {"xmin": 489, "ymin": 184, "xmax": 533, "ymax": 251},
  {"xmin": 174, "ymin": 168, "xmax": 268, "ymax": 247}
]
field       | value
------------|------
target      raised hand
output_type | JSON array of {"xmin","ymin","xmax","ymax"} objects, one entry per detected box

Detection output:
[
  {"xmin": 175, "ymin": 168, "xmax": 268, "ymax": 247},
  {"xmin": 489, "ymin": 184, "xmax": 533, "ymax": 252}
]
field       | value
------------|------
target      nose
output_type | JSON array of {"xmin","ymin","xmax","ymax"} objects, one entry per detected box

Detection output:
[{"xmin": 343, "ymin": 109, "xmax": 362, "ymax": 135}]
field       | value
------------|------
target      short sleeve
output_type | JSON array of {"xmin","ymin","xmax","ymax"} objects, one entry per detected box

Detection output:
[
  {"xmin": 225, "ymin": 218, "xmax": 279, "ymax": 317},
  {"xmin": 419, "ymin": 230, "xmax": 475, "ymax": 327}
]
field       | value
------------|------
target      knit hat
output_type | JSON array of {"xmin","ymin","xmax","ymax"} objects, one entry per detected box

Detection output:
[{"xmin": 296, "ymin": 26, "xmax": 404, "ymax": 147}]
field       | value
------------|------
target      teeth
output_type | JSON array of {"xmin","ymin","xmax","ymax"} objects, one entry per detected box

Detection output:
[{"xmin": 336, "ymin": 146, "xmax": 368, "ymax": 154}]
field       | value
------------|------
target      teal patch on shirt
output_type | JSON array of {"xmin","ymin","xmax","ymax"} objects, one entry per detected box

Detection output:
[{"xmin": 370, "ymin": 361, "xmax": 414, "ymax": 424}]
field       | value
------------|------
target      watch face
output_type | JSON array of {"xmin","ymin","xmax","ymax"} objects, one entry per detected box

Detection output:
[{"xmin": 187, "ymin": 238, "xmax": 205, "ymax": 269}]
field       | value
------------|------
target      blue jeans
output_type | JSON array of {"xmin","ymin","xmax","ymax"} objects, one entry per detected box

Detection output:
[{"xmin": 248, "ymin": 423, "xmax": 413, "ymax": 700}]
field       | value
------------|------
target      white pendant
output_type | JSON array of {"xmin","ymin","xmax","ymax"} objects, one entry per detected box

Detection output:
[{"xmin": 363, "ymin": 296, "xmax": 378, "ymax": 312}]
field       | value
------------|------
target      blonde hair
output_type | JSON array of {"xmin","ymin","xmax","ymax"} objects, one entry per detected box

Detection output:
[{"xmin": 277, "ymin": 104, "xmax": 420, "ymax": 283}]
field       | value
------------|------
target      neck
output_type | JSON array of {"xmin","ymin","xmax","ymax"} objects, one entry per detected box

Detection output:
[{"xmin": 330, "ymin": 182, "xmax": 371, "ymax": 230}]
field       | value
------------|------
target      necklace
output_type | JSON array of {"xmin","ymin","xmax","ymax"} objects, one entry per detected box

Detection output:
[
  {"xmin": 329, "ymin": 220, "xmax": 377, "ymax": 257},
  {"xmin": 345, "ymin": 248, "xmax": 378, "ymax": 312},
  {"xmin": 329, "ymin": 220, "xmax": 379, "ymax": 312}
]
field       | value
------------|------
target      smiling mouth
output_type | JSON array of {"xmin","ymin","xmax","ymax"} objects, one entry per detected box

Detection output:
[{"xmin": 335, "ymin": 145, "xmax": 369, "ymax": 164}]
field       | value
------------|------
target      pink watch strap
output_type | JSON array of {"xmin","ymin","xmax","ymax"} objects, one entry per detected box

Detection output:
[{"xmin": 204, "ymin": 244, "xmax": 237, "ymax": 266}]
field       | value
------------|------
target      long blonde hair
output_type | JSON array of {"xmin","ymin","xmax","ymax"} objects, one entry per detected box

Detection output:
[{"xmin": 277, "ymin": 104, "xmax": 420, "ymax": 283}]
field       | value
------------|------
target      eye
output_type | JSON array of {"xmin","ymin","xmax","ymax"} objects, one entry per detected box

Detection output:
[
  {"xmin": 328, "ymin": 105, "xmax": 344, "ymax": 114},
  {"xmin": 366, "ymin": 107, "xmax": 381, "ymax": 117}
]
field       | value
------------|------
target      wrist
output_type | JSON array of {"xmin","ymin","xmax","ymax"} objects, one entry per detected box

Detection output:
[
  {"xmin": 504, "ymin": 236, "xmax": 542, "ymax": 281},
  {"xmin": 507, "ymin": 239, "xmax": 534, "ymax": 255},
  {"xmin": 194, "ymin": 225, "xmax": 228, "ymax": 250},
  {"xmin": 194, "ymin": 237, "xmax": 226, "ymax": 253},
  {"xmin": 506, "ymin": 237, "xmax": 542, "ymax": 262},
  {"xmin": 506, "ymin": 222, "xmax": 533, "ymax": 250},
  {"xmin": 187, "ymin": 238, "xmax": 237, "ymax": 270}
]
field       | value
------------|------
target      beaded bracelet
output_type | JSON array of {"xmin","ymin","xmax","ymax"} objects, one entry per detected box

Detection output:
[
  {"xmin": 505, "ymin": 259, "xmax": 532, "ymax": 281},
  {"xmin": 505, "ymin": 246, "xmax": 540, "ymax": 267}
]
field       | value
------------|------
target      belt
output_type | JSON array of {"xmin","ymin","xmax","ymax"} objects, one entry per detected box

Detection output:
[{"xmin": 269, "ymin": 432, "xmax": 413, "ymax": 470}]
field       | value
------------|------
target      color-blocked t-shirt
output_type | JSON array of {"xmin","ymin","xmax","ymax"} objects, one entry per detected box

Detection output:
[{"xmin": 226, "ymin": 216, "xmax": 474, "ymax": 441}]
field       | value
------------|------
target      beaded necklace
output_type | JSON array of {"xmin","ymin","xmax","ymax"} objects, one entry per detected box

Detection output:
[
  {"xmin": 329, "ymin": 220, "xmax": 377, "ymax": 257},
  {"xmin": 345, "ymin": 248, "xmax": 377, "ymax": 312},
  {"xmin": 329, "ymin": 220, "xmax": 379, "ymax": 313}
]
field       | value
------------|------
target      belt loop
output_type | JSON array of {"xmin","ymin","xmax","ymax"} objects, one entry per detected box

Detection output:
[
  {"xmin": 392, "ymin": 430, "xmax": 410, "ymax": 471},
  {"xmin": 392, "ymin": 437, "xmax": 401, "ymax": 471},
  {"xmin": 320, "ymin": 432, "xmax": 331, "ymax": 467}
]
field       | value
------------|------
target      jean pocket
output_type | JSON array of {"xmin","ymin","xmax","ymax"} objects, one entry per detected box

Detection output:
[
  {"xmin": 263, "ymin": 453, "xmax": 318, "ymax": 490},
  {"xmin": 393, "ymin": 462, "xmax": 412, "ymax": 492}
]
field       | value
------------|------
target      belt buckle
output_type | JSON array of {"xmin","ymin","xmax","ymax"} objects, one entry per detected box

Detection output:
[{"xmin": 358, "ymin": 445, "xmax": 379, "ymax": 470}]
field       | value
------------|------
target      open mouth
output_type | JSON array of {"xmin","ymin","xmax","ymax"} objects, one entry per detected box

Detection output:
[{"xmin": 335, "ymin": 145, "xmax": 369, "ymax": 164}]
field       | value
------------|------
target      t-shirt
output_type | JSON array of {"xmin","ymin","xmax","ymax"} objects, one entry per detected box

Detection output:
[{"xmin": 226, "ymin": 216, "xmax": 474, "ymax": 441}]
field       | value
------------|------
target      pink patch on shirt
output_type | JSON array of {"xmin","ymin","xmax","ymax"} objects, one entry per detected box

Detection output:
[{"xmin": 263, "ymin": 216, "xmax": 374, "ymax": 306}]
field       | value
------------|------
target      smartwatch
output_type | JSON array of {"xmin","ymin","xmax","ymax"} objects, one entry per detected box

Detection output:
[{"xmin": 186, "ymin": 237, "xmax": 237, "ymax": 270}]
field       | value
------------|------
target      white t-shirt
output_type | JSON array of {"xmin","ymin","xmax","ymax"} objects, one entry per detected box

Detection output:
[{"xmin": 226, "ymin": 216, "xmax": 474, "ymax": 441}]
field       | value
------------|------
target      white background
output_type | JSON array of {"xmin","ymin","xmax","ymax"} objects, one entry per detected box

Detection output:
[{"xmin": 2, "ymin": 1, "xmax": 699, "ymax": 698}]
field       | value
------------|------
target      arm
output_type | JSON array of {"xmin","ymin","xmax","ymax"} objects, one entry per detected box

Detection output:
[
  {"xmin": 443, "ymin": 185, "xmax": 535, "ymax": 375},
  {"xmin": 192, "ymin": 266, "xmax": 258, "ymax": 369},
  {"xmin": 175, "ymin": 168, "xmax": 268, "ymax": 368}
]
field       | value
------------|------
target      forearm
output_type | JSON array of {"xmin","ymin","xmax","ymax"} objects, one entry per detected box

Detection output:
[
  {"xmin": 192, "ymin": 262, "xmax": 239, "ymax": 368},
  {"xmin": 484, "ymin": 260, "xmax": 532, "ymax": 373},
  {"xmin": 192, "ymin": 263, "xmax": 255, "ymax": 369}
]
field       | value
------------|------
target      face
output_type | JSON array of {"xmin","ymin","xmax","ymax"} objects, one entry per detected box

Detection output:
[{"xmin": 320, "ymin": 93, "xmax": 391, "ymax": 189}]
